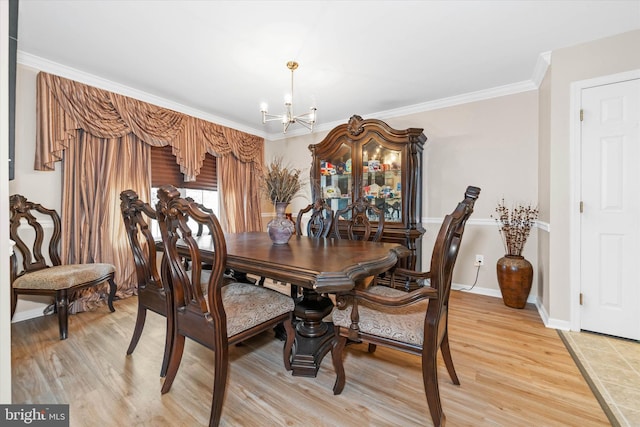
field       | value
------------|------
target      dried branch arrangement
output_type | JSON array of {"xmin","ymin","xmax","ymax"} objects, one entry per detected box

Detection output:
[
  {"xmin": 262, "ymin": 158, "xmax": 303, "ymax": 204},
  {"xmin": 494, "ymin": 199, "xmax": 539, "ymax": 256}
]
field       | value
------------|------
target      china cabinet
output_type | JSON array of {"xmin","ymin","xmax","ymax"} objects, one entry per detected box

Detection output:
[{"xmin": 309, "ymin": 115, "xmax": 426, "ymax": 270}]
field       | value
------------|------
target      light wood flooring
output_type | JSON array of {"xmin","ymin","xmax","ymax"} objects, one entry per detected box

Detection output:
[{"xmin": 11, "ymin": 290, "xmax": 610, "ymax": 426}]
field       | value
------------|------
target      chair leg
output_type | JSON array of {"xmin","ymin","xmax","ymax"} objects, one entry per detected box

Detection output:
[
  {"xmin": 161, "ymin": 334, "xmax": 185, "ymax": 394},
  {"xmin": 423, "ymin": 348, "xmax": 444, "ymax": 427},
  {"xmin": 331, "ymin": 334, "xmax": 348, "ymax": 395},
  {"xmin": 160, "ymin": 261, "xmax": 174, "ymax": 378},
  {"xmin": 209, "ymin": 343, "xmax": 230, "ymax": 427},
  {"xmin": 56, "ymin": 290, "xmax": 69, "ymax": 340},
  {"xmin": 440, "ymin": 330, "xmax": 460, "ymax": 385},
  {"xmin": 126, "ymin": 304, "xmax": 147, "ymax": 355},
  {"xmin": 160, "ymin": 303, "xmax": 174, "ymax": 378},
  {"xmin": 107, "ymin": 277, "xmax": 117, "ymax": 312},
  {"xmin": 282, "ymin": 315, "xmax": 295, "ymax": 371}
]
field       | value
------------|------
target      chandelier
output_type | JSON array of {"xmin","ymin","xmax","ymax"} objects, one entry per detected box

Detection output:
[{"xmin": 261, "ymin": 61, "xmax": 317, "ymax": 133}]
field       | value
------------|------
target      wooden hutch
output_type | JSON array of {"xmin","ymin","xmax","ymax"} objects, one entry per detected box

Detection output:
[{"xmin": 309, "ymin": 115, "xmax": 426, "ymax": 270}]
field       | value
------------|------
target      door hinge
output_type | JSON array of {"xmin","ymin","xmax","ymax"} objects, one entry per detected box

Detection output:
[
  {"xmin": 580, "ymin": 109, "xmax": 584, "ymax": 122},
  {"xmin": 580, "ymin": 293, "xmax": 583, "ymax": 305},
  {"xmin": 580, "ymin": 201, "xmax": 584, "ymax": 213}
]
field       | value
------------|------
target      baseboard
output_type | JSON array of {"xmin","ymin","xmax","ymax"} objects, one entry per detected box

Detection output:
[
  {"xmin": 451, "ymin": 283, "xmax": 536, "ymax": 304},
  {"xmin": 452, "ymin": 283, "xmax": 554, "ymax": 329},
  {"xmin": 11, "ymin": 305, "xmax": 49, "ymax": 323}
]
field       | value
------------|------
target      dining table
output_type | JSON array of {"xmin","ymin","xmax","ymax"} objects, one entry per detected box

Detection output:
[{"xmin": 176, "ymin": 231, "xmax": 410, "ymax": 377}]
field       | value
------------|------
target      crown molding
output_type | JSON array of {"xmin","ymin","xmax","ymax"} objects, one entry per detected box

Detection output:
[
  {"xmin": 17, "ymin": 51, "xmax": 268, "ymax": 139},
  {"xmin": 372, "ymin": 80, "xmax": 538, "ymax": 120},
  {"xmin": 531, "ymin": 51, "xmax": 551, "ymax": 87},
  {"xmin": 19, "ymin": 51, "xmax": 542, "ymax": 143},
  {"xmin": 268, "ymin": 79, "xmax": 539, "ymax": 141}
]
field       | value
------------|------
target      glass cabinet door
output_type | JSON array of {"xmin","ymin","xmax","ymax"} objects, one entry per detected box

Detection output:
[
  {"xmin": 319, "ymin": 143, "xmax": 352, "ymax": 214},
  {"xmin": 362, "ymin": 139, "xmax": 402, "ymax": 223}
]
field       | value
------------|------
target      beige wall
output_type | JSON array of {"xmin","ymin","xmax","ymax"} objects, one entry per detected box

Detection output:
[
  {"xmin": 538, "ymin": 67, "xmax": 552, "ymax": 311},
  {"xmin": 9, "ymin": 65, "xmax": 62, "ymax": 319},
  {"xmin": 11, "ymin": 65, "xmax": 62, "ymax": 210},
  {"xmin": 268, "ymin": 90, "xmax": 540, "ymax": 300},
  {"xmin": 547, "ymin": 29, "xmax": 640, "ymax": 323}
]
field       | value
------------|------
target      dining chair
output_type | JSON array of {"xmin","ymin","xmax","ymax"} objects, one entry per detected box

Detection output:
[
  {"xmin": 295, "ymin": 198, "xmax": 334, "ymax": 238},
  {"xmin": 330, "ymin": 185, "xmax": 480, "ymax": 427},
  {"xmin": 9, "ymin": 194, "xmax": 117, "ymax": 340},
  {"xmin": 333, "ymin": 197, "xmax": 384, "ymax": 242},
  {"xmin": 155, "ymin": 185, "xmax": 296, "ymax": 427},
  {"xmin": 183, "ymin": 197, "xmax": 211, "ymax": 271},
  {"xmin": 185, "ymin": 196, "xmax": 252, "ymax": 284},
  {"xmin": 120, "ymin": 190, "xmax": 172, "ymax": 377}
]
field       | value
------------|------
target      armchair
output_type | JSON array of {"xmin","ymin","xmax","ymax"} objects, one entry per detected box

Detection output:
[{"xmin": 331, "ymin": 186, "xmax": 480, "ymax": 426}]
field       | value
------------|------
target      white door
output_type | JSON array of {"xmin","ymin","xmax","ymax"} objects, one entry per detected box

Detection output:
[{"xmin": 580, "ymin": 78, "xmax": 640, "ymax": 340}]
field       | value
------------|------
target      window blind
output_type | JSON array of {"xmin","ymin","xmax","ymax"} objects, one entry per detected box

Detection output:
[{"xmin": 150, "ymin": 145, "xmax": 217, "ymax": 191}]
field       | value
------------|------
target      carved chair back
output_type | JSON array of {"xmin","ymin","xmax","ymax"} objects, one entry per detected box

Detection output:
[
  {"xmin": 333, "ymin": 197, "xmax": 385, "ymax": 242},
  {"xmin": 10, "ymin": 194, "xmax": 63, "ymax": 280},
  {"xmin": 295, "ymin": 199, "xmax": 334, "ymax": 238},
  {"xmin": 185, "ymin": 197, "xmax": 214, "ymax": 237},
  {"xmin": 120, "ymin": 190, "xmax": 163, "ymax": 300}
]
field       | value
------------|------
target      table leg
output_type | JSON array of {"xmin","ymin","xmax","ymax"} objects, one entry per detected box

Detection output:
[{"xmin": 290, "ymin": 289, "xmax": 335, "ymax": 377}]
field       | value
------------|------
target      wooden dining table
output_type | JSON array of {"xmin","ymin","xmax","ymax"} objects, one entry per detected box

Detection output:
[{"xmin": 179, "ymin": 231, "xmax": 410, "ymax": 376}]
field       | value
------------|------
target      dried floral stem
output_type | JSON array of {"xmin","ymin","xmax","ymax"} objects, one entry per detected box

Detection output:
[
  {"xmin": 494, "ymin": 199, "xmax": 539, "ymax": 256},
  {"xmin": 262, "ymin": 158, "xmax": 303, "ymax": 204}
]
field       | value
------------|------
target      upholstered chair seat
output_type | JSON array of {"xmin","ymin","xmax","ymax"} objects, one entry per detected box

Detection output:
[
  {"xmin": 13, "ymin": 264, "xmax": 115, "ymax": 291},
  {"xmin": 332, "ymin": 284, "xmax": 428, "ymax": 346},
  {"xmin": 221, "ymin": 283, "xmax": 295, "ymax": 338}
]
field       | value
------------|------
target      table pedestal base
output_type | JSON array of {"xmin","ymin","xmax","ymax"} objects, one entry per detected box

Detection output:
[
  {"xmin": 291, "ymin": 323, "xmax": 334, "ymax": 377},
  {"xmin": 290, "ymin": 289, "xmax": 335, "ymax": 377}
]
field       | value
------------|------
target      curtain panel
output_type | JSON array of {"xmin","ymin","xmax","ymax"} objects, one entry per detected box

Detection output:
[{"xmin": 35, "ymin": 71, "xmax": 265, "ymax": 312}]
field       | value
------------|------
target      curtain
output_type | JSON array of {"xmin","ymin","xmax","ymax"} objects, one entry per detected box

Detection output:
[
  {"xmin": 62, "ymin": 131, "xmax": 150, "ymax": 313},
  {"xmin": 218, "ymin": 155, "xmax": 263, "ymax": 233},
  {"xmin": 36, "ymin": 71, "xmax": 264, "ymax": 312}
]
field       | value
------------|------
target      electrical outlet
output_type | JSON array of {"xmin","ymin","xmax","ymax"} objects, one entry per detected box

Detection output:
[{"xmin": 474, "ymin": 254, "xmax": 484, "ymax": 267}]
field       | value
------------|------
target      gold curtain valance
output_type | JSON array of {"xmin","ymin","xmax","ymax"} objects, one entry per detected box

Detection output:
[{"xmin": 35, "ymin": 72, "xmax": 264, "ymax": 180}]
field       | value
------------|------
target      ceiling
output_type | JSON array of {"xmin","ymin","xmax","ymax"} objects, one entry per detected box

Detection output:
[{"xmin": 17, "ymin": 1, "xmax": 640, "ymax": 140}]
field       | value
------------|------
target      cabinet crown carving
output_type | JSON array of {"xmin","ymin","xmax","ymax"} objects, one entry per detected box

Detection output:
[{"xmin": 347, "ymin": 115, "xmax": 365, "ymax": 136}]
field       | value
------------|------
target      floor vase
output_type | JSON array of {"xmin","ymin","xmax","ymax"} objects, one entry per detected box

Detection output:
[
  {"xmin": 267, "ymin": 202, "xmax": 294, "ymax": 245},
  {"xmin": 496, "ymin": 255, "xmax": 533, "ymax": 309}
]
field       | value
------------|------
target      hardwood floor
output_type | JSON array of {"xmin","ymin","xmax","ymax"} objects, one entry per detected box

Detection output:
[{"xmin": 11, "ymin": 290, "xmax": 609, "ymax": 426}]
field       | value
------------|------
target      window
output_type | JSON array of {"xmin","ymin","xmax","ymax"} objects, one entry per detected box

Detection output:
[{"xmin": 150, "ymin": 146, "xmax": 219, "ymax": 236}]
